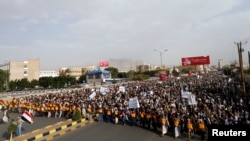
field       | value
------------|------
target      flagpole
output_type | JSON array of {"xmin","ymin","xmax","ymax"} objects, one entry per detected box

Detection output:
[{"xmin": 9, "ymin": 132, "xmax": 12, "ymax": 141}]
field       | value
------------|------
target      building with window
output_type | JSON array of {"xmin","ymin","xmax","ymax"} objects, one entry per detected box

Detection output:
[
  {"xmin": 136, "ymin": 64, "xmax": 152, "ymax": 72},
  {"xmin": 86, "ymin": 67, "xmax": 111, "ymax": 85},
  {"xmin": 40, "ymin": 71, "xmax": 59, "ymax": 78},
  {"xmin": 0, "ymin": 59, "xmax": 40, "ymax": 81},
  {"xmin": 59, "ymin": 66, "xmax": 95, "ymax": 80}
]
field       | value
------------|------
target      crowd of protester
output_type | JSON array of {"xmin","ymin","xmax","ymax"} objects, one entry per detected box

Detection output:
[{"xmin": 1, "ymin": 71, "xmax": 249, "ymax": 140}]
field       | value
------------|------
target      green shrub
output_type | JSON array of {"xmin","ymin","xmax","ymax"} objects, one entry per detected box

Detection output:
[
  {"xmin": 72, "ymin": 109, "xmax": 82, "ymax": 121},
  {"xmin": 8, "ymin": 120, "xmax": 18, "ymax": 133}
]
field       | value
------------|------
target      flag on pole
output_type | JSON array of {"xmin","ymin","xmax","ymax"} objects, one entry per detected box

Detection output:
[{"xmin": 21, "ymin": 110, "xmax": 33, "ymax": 124}]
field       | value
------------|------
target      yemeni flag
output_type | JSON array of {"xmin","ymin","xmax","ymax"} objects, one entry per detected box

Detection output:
[{"xmin": 21, "ymin": 111, "xmax": 34, "ymax": 124}]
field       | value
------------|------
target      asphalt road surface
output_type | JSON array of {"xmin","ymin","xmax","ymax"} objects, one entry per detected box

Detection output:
[
  {"xmin": 0, "ymin": 112, "xmax": 201, "ymax": 141},
  {"xmin": 53, "ymin": 122, "xmax": 195, "ymax": 141}
]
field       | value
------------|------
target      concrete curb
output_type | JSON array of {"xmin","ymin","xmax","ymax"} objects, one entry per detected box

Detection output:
[
  {"xmin": 41, "ymin": 119, "xmax": 94, "ymax": 141},
  {"xmin": 11, "ymin": 118, "xmax": 94, "ymax": 141}
]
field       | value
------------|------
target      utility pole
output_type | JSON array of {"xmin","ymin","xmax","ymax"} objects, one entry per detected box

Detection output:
[
  {"xmin": 248, "ymin": 51, "xmax": 250, "ymax": 70},
  {"xmin": 236, "ymin": 42, "xmax": 246, "ymax": 95}
]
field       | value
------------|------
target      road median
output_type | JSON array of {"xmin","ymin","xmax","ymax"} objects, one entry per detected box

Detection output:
[{"xmin": 11, "ymin": 118, "xmax": 94, "ymax": 141}]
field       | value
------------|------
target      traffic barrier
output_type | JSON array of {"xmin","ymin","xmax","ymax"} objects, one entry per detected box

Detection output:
[
  {"xmin": 11, "ymin": 118, "xmax": 94, "ymax": 141},
  {"xmin": 41, "ymin": 119, "xmax": 94, "ymax": 141}
]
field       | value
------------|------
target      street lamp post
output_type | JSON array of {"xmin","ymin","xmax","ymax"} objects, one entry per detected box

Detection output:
[{"xmin": 154, "ymin": 49, "xmax": 168, "ymax": 67}]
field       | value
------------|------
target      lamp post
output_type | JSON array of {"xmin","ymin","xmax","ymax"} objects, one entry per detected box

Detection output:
[{"xmin": 154, "ymin": 49, "xmax": 168, "ymax": 68}]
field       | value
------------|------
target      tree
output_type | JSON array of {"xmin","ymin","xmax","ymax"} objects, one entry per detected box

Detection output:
[
  {"xmin": 0, "ymin": 69, "xmax": 9, "ymax": 91},
  {"xmin": 65, "ymin": 76, "xmax": 77, "ymax": 87},
  {"xmin": 8, "ymin": 119, "xmax": 18, "ymax": 140},
  {"xmin": 172, "ymin": 69, "xmax": 179, "ymax": 77},
  {"xmin": 17, "ymin": 78, "xmax": 30, "ymax": 90},
  {"xmin": 52, "ymin": 76, "xmax": 65, "ymax": 88},
  {"xmin": 180, "ymin": 67, "xmax": 193, "ymax": 74},
  {"xmin": 222, "ymin": 66, "xmax": 232, "ymax": 76},
  {"xmin": 78, "ymin": 74, "xmax": 87, "ymax": 84},
  {"xmin": 142, "ymin": 70, "xmax": 159, "ymax": 77},
  {"xmin": 39, "ymin": 77, "xmax": 54, "ymax": 88},
  {"xmin": 118, "ymin": 72, "xmax": 128, "ymax": 78},
  {"xmin": 131, "ymin": 74, "xmax": 149, "ymax": 81},
  {"xmin": 30, "ymin": 79, "xmax": 39, "ymax": 88},
  {"xmin": 127, "ymin": 70, "xmax": 135, "ymax": 80},
  {"xmin": 105, "ymin": 67, "xmax": 119, "ymax": 78},
  {"xmin": 9, "ymin": 80, "xmax": 17, "ymax": 91}
]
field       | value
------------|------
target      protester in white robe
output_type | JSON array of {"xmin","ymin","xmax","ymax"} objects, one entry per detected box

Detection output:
[{"xmin": 2, "ymin": 109, "xmax": 9, "ymax": 123}]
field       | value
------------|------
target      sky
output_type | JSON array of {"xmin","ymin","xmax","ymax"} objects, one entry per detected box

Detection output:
[{"xmin": 1, "ymin": 0, "xmax": 250, "ymax": 71}]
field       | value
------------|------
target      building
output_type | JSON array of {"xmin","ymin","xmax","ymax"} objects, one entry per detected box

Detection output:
[
  {"xmin": 0, "ymin": 59, "xmax": 40, "ymax": 82},
  {"xmin": 86, "ymin": 67, "xmax": 111, "ymax": 85},
  {"xmin": 40, "ymin": 71, "xmax": 59, "ymax": 78},
  {"xmin": 218, "ymin": 59, "xmax": 224, "ymax": 69},
  {"xmin": 108, "ymin": 58, "xmax": 143, "ymax": 72},
  {"xmin": 63, "ymin": 67, "xmax": 84, "ymax": 80},
  {"xmin": 59, "ymin": 66, "xmax": 95, "ymax": 80},
  {"xmin": 136, "ymin": 64, "xmax": 152, "ymax": 72}
]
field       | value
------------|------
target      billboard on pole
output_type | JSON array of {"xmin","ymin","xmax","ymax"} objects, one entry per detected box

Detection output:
[
  {"xmin": 99, "ymin": 61, "xmax": 109, "ymax": 67},
  {"xmin": 181, "ymin": 56, "xmax": 210, "ymax": 66}
]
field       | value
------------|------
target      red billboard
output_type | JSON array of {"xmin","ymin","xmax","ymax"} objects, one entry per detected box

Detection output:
[
  {"xmin": 99, "ymin": 61, "xmax": 109, "ymax": 67},
  {"xmin": 181, "ymin": 56, "xmax": 210, "ymax": 66},
  {"xmin": 159, "ymin": 72, "xmax": 166, "ymax": 81}
]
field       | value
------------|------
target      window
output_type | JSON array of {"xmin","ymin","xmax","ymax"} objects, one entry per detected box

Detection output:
[
  {"xmin": 88, "ymin": 74, "xmax": 93, "ymax": 79},
  {"xmin": 95, "ymin": 73, "xmax": 101, "ymax": 79},
  {"xmin": 103, "ymin": 73, "xmax": 110, "ymax": 78},
  {"xmin": 24, "ymin": 70, "xmax": 28, "ymax": 76}
]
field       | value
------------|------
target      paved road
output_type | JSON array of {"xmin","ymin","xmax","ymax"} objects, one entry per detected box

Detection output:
[
  {"xmin": 0, "ymin": 112, "xmax": 66, "ymax": 141},
  {"xmin": 53, "ymin": 122, "xmax": 201, "ymax": 141},
  {"xmin": 0, "ymin": 112, "xmax": 202, "ymax": 141}
]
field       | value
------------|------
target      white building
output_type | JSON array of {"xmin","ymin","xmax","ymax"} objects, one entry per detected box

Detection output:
[
  {"xmin": 218, "ymin": 59, "xmax": 224, "ymax": 69},
  {"xmin": 40, "ymin": 71, "xmax": 59, "ymax": 78}
]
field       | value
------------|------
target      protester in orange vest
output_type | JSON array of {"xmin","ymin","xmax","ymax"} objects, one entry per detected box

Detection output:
[
  {"xmin": 113, "ymin": 107, "xmax": 119, "ymax": 124},
  {"xmin": 151, "ymin": 112, "xmax": 158, "ymax": 131},
  {"xmin": 130, "ymin": 109, "xmax": 137, "ymax": 126},
  {"xmin": 186, "ymin": 118, "xmax": 194, "ymax": 139},
  {"xmin": 86, "ymin": 104, "xmax": 92, "ymax": 120},
  {"xmin": 97, "ymin": 106, "xmax": 103, "ymax": 123},
  {"xmin": 130, "ymin": 109, "xmax": 136, "ymax": 126},
  {"xmin": 161, "ymin": 115, "xmax": 168, "ymax": 136},
  {"xmin": 173, "ymin": 114, "xmax": 180, "ymax": 139},
  {"xmin": 198, "ymin": 119, "xmax": 206, "ymax": 141},
  {"xmin": 120, "ymin": 108, "xmax": 127, "ymax": 126},
  {"xmin": 106, "ymin": 107, "xmax": 112, "ymax": 123},
  {"xmin": 139, "ymin": 110, "xmax": 145, "ymax": 128},
  {"xmin": 145, "ymin": 112, "xmax": 152, "ymax": 129}
]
